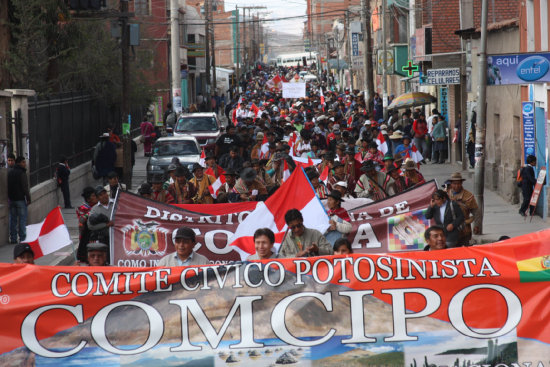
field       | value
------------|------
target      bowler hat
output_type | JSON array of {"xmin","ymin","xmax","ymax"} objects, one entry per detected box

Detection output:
[
  {"xmin": 360, "ymin": 160, "xmax": 377, "ymax": 172},
  {"xmin": 327, "ymin": 190, "xmax": 345, "ymax": 202},
  {"xmin": 305, "ymin": 167, "xmax": 320, "ymax": 180},
  {"xmin": 332, "ymin": 161, "xmax": 344, "ymax": 169},
  {"xmin": 138, "ymin": 182, "xmax": 153, "ymax": 195},
  {"xmin": 191, "ymin": 163, "xmax": 203, "ymax": 172},
  {"xmin": 240, "ymin": 167, "xmax": 257, "ymax": 181},
  {"xmin": 175, "ymin": 166, "xmax": 188, "ymax": 177},
  {"xmin": 224, "ymin": 168, "xmax": 239, "ymax": 176},
  {"xmin": 151, "ymin": 174, "xmax": 164, "ymax": 183},
  {"xmin": 383, "ymin": 153, "xmax": 394, "ymax": 161}
]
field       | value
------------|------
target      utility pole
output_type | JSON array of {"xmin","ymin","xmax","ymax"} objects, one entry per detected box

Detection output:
[
  {"xmin": 211, "ymin": 1, "xmax": 217, "ymax": 99},
  {"xmin": 242, "ymin": 8, "xmax": 246, "ymax": 73},
  {"xmin": 170, "ymin": 0, "xmax": 182, "ymax": 113},
  {"xmin": 474, "ymin": 0, "xmax": 489, "ymax": 233},
  {"xmin": 361, "ymin": 0, "xmax": 374, "ymax": 106},
  {"xmin": 345, "ymin": 10, "xmax": 352, "ymax": 89},
  {"xmin": 382, "ymin": 0, "xmax": 388, "ymax": 120},
  {"xmin": 235, "ymin": 6, "xmax": 240, "ymax": 92},
  {"xmin": 120, "ymin": 0, "xmax": 132, "ymax": 188},
  {"xmin": 204, "ymin": 0, "xmax": 211, "ymax": 112}
]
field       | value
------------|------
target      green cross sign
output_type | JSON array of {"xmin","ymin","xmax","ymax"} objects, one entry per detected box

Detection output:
[{"xmin": 402, "ymin": 60, "xmax": 419, "ymax": 77}]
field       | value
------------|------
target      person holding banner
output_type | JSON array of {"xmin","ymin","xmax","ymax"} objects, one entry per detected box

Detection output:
[
  {"xmin": 189, "ymin": 164, "xmax": 216, "ymax": 204},
  {"xmin": 157, "ymin": 227, "xmax": 209, "ymax": 266},
  {"xmin": 355, "ymin": 160, "xmax": 388, "ymax": 201},
  {"xmin": 85, "ymin": 242, "xmax": 110, "ymax": 266},
  {"xmin": 324, "ymin": 191, "xmax": 352, "ymax": 246},
  {"xmin": 425, "ymin": 190, "xmax": 465, "ymax": 248},
  {"xmin": 279, "ymin": 209, "xmax": 332, "ymax": 258},
  {"xmin": 246, "ymin": 228, "xmax": 278, "ymax": 260},
  {"xmin": 423, "ymin": 225, "xmax": 447, "ymax": 251},
  {"xmin": 167, "ymin": 167, "xmax": 196, "ymax": 204}
]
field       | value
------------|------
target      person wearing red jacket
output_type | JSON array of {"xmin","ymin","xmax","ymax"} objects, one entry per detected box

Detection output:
[{"xmin": 412, "ymin": 114, "xmax": 428, "ymax": 161}]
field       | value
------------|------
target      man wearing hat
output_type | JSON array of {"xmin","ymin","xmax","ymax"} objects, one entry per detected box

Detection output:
[
  {"xmin": 389, "ymin": 130, "xmax": 403, "ymax": 153},
  {"xmin": 324, "ymin": 190, "xmax": 353, "ymax": 246},
  {"xmin": 215, "ymin": 125, "xmax": 242, "ymax": 158},
  {"xmin": 13, "ymin": 243, "xmax": 34, "ymax": 264},
  {"xmin": 87, "ymin": 185, "xmax": 114, "ymax": 244},
  {"xmin": 447, "ymin": 172, "xmax": 480, "ymax": 245},
  {"xmin": 328, "ymin": 161, "xmax": 354, "ymax": 196},
  {"xmin": 251, "ymin": 132, "xmax": 265, "ymax": 160},
  {"xmin": 157, "ymin": 226, "xmax": 209, "ymax": 266},
  {"xmin": 394, "ymin": 134, "xmax": 413, "ymax": 158},
  {"xmin": 104, "ymin": 171, "xmax": 127, "ymax": 199},
  {"xmin": 93, "ymin": 132, "xmax": 117, "ymax": 184},
  {"xmin": 403, "ymin": 159, "xmax": 426, "ymax": 187},
  {"xmin": 355, "ymin": 160, "xmax": 388, "ymax": 201},
  {"xmin": 168, "ymin": 167, "xmax": 197, "ymax": 204},
  {"xmin": 85, "ymin": 242, "xmax": 109, "ymax": 266},
  {"xmin": 381, "ymin": 153, "xmax": 395, "ymax": 173},
  {"xmin": 218, "ymin": 168, "xmax": 240, "ymax": 202},
  {"xmin": 138, "ymin": 182, "xmax": 153, "ymax": 199},
  {"xmin": 235, "ymin": 167, "xmax": 268, "ymax": 201},
  {"xmin": 305, "ymin": 166, "xmax": 329, "ymax": 199},
  {"xmin": 151, "ymin": 174, "xmax": 175, "ymax": 204},
  {"xmin": 189, "ymin": 163, "xmax": 216, "ymax": 204},
  {"xmin": 204, "ymin": 152, "xmax": 224, "ymax": 178},
  {"xmin": 162, "ymin": 163, "xmax": 178, "ymax": 190},
  {"xmin": 76, "ymin": 186, "xmax": 98, "ymax": 262},
  {"xmin": 342, "ymin": 147, "xmax": 361, "ymax": 181}
]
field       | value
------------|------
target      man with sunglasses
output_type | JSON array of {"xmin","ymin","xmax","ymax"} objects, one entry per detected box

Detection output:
[{"xmin": 278, "ymin": 209, "xmax": 332, "ymax": 258}]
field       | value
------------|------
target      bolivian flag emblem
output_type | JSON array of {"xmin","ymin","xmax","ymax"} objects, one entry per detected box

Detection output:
[{"xmin": 517, "ymin": 255, "xmax": 550, "ymax": 282}]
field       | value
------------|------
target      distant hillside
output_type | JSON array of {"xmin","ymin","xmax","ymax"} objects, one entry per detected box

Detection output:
[{"xmin": 357, "ymin": 351, "xmax": 404, "ymax": 366}]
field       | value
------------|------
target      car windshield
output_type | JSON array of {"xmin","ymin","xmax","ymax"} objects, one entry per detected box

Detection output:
[
  {"xmin": 175, "ymin": 116, "xmax": 218, "ymax": 132},
  {"xmin": 152, "ymin": 140, "xmax": 199, "ymax": 156}
]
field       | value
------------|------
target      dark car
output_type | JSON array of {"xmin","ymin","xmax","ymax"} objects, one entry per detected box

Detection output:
[
  {"xmin": 173, "ymin": 112, "xmax": 222, "ymax": 152},
  {"xmin": 146, "ymin": 136, "xmax": 201, "ymax": 182}
]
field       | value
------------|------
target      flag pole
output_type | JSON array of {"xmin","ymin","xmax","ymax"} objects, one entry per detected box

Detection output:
[{"xmin": 58, "ymin": 206, "xmax": 78, "ymax": 261}]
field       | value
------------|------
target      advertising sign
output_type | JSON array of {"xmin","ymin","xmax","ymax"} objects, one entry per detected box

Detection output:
[
  {"xmin": 522, "ymin": 102, "xmax": 536, "ymax": 162},
  {"xmin": 439, "ymin": 87, "xmax": 449, "ymax": 123},
  {"xmin": 282, "ymin": 82, "xmax": 306, "ymax": 99},
  {"xmin": 420, "ymin": 68, "xmax": 461, "ymax": 85},
  {"xmin": 1, "ymin": 231, "xmax": 550, "ymax": 365},
  {"xmin": 377, "ymin": 49, "xmax": 394, "ymax": 75},
  {"xmin": 488, "ymin": 52, "xmax": 550, "ymax": 85}
]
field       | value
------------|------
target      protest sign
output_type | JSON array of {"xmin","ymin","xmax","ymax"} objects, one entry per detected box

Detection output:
[
  {"xmin": 110, "ymin": 181, "xmax": 437, "ymax": 265},
  {"xmin": 1, "ymin": 231, "xmax": 549, "ymax": 365},
  {"xmin": 282, "ymin": 82, "xmax": 306, "ymax": 99}
]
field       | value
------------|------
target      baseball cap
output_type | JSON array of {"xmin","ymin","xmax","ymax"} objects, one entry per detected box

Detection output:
[
  {"xmin": 173, "ymin": 226, "xmax": 196, "ymax": 242},
  {"xmin": 13, "ymin": 243, "xmax": 34, "ymax": 259}
]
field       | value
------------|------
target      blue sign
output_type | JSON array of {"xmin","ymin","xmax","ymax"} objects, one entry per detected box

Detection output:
[
  {"xmin": 488, "ymin": 52, "xmax": 550, "ymax": 85},
  {"xmin": 522, "ymin": 101, "xmax": 536, "ymax": 162},
  {"xmin": 439, "ymin": 87, "xmax": 448, "ymax": 123},
  {"xmin": 351, "ymin": 33, "xmax": 359, "ymax": 57}
]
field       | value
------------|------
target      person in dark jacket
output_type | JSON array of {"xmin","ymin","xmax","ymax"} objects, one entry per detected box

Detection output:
[
  {"xmin": 56, "ymin": 156, "xmax": 72, "ymax": 208},
  {"xmin": 92, "ymin": 133, "xmax": 117, "ymax": 184},
  {"xmin": 8, "ymin": 156, "xmax": 31, "ymax": 243},
  {"xmin": 519, "ymin": 155, "xmax": 538, "ymax": 216},
  {"xmin": 425, "ymin": 189, "xmax": 465, "ymax": 248}
]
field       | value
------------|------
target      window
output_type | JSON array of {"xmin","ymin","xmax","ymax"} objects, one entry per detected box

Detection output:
[{"xmin": 134, "ymin": 0, "xmax": 150, "ymax": 16}]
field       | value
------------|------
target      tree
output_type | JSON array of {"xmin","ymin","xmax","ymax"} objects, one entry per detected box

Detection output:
[{"xmin": 5, "ymin": 0, "xmax": 153, "ymax": 108}]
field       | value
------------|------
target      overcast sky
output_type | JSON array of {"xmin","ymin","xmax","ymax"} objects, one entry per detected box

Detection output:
[{"xmin": 222, "ymin": 0, "xmax": 306, "ymax": 35}]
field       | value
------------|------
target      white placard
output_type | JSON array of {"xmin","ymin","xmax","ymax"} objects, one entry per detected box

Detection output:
[{"xmin": 282, "ymin": 82, "xmax": 306, "ymax": 99}]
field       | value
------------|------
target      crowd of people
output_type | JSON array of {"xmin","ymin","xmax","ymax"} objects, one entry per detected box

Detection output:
[{"xmin": 10, "ymin": 65, "xmax": 536, "ymax": 266}]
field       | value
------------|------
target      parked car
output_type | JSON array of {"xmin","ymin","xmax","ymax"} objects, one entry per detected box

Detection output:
[
  {"xmin": 173, "ymin": 112, "xmax": 222, "ymax": 152},
  {"xmin": 146, "ymin": 136, "xmax": 201, "ymax": 182}
]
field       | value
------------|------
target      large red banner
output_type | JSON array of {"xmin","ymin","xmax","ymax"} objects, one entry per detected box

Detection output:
[
  {"xmin": 0, "ymin": 232, "xmax": 549, "ymax": 365},
  {"xmin": 110, "ymin": 182, "xmax": 437, "ymax": 266}
]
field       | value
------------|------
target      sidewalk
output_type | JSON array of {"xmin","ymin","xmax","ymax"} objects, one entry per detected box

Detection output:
[{"xmin": 418, "ymin": 160, "xmax": 550, "ymax": 243}]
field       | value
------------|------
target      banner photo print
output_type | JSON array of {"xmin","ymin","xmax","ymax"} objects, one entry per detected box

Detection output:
[{"xmin": 0, "ymin": 233, "xmax": 549, "ymax": 365}]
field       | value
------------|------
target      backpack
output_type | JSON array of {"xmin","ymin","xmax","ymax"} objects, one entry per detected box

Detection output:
[
  {"xmin": 165, "ymin": 111, "xmax": 177, "ymax": 128},
  {"xmin": 516, "ymin": 168, "xmax": 523, "ymax": 187}
]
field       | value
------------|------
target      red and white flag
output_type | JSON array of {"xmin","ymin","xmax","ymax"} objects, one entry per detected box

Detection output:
[
  {"xmin": 22, "ymin": 207, "xmax": 72, "ymax": 259},
  {"xmin": 259, "ymin": 134, "xmax": 269, "ymax": 159},
  {"xmin": 198, "ymin": 149, "xmax": 206, "ymax": 167},
  {"xmin": 208, "ymin": 175, "xmax": 227, "ymax": 199},
  {"xmin": 410, "ymin": 143, "xmax": 424, "ymax": 163},
  {"xmin": 319, "ymin": 88, "xmax": 325, "ymax": 111},
  {"xmin": 229, "ymin": 168, "xmax": 330, "ymax": 259},
  {"xmin": 288, "ymin": 132, "xmax": 298, "ymax": 157},
  {"xmin": 250, "ymin": 103, "xmax": 260, "ymax": 121},
  {"xmin": 319, "ymin": 165, "xmax": 329, "ymax": 185},
  {"xmin": 375, "ymin": 131, "xmax": 388, "ymax": 155},
  {"xmin": 282, "ymin": 159, "xmax": 291, "ymax": 182}
]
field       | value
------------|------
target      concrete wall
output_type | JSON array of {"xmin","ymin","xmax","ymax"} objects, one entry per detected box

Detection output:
[{"xmin": 470, "ymin": 27, "xmax": 521, "ymax": 204}]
